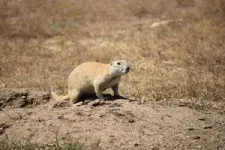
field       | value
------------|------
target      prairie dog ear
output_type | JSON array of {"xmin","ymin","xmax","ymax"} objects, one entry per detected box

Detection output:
[{"xmin": 110, "ymin": 62, "xmax": 113, "ymax": 66}]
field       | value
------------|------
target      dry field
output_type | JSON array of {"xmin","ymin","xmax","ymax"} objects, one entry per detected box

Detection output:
[
  {"xmin": 1, "ymin": 0, "xmax": 225, "ymax": 110},
  {"xmin": 0, "ymin": 0, "xmax": 225, "ymax": 149}
]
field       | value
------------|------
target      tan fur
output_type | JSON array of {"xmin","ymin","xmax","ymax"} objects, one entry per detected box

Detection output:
[{"xmin": 51, "ymin": 60, "xmax": 130, "ymax": 104}]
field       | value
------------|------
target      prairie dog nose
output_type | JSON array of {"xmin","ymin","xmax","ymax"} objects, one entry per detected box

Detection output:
[{"xmin": 126, "ymin": 67, "xmax": 130, "ymax": 73}]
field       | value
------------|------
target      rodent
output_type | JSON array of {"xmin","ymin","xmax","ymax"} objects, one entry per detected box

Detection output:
[{"xmin": 51, "ymin": 60, "xmax": 130, "ymax": 104}]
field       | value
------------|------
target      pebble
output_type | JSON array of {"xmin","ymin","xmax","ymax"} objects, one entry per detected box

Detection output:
[
  {"xmin": 197, "ymin": 145, "xmax": 202, "ymax": 149},
  {"xmin": 192, "ymin": 135, "xmax": 200, "ymax": 139},
  {"xmin": 99, "ymin": 113, "xmax": 105, "ymax": 117},
  {"xmin": 165, "ymin": 114, "xmax": 172, "ymax": 118},
  {"xmin": 150, "ymin": 145, "xmax": 154, "ymax": 149},
  {"xmin": 90, "ymin": 100, "xmax": 105, "ymax": 107},
  {"xmin": 46, "ymin": 121, "xmax": 52, "ymax": 126},
  {"xmin": 53, "ymin": 101, "xmax": 70, "ymax": 108},
  {"xmin": 10, "ymin": 112, "xmax": 22, "ymax": 120},
  {"xmin": 134, "ymin": 143, "xmax": 139, "ymax": 147},
  {"xmin": 188, "ymin": 127, "xmax": 194, "ymax": 131},
  {"xmin": 0, "ymin": 127, "xmax": 4, "ymax": 134},
  {"xmin": 128, "ymin": 118, "xmax": 135, "ymax": 123},
  {"xmin": 110, "ymin": 102, "xmax": 122, "ymax": 107},
  {"xmin": 57, "ymin": 115, "xmax": 64, "ymax": 119},
  {"xmin": 198, "ymin": 118, "xmax": 206, "ymax": 121},
  {"xmin": 150, "ymin": 145, "xmax": 159, "ymax": 150},
  {"xmin": 83, "ymin": 100, "xmax": 91, "ymax": 105},
  {"xmin": 178, "ymin": 103, "xmax": 188, "ymax": 107},
  {"xmin": 89, "ymin": 100, "xmax": 100, "ymax": 107},
  {"xmin": 204, "ymin": 125, "xmax": 212, "ymax": 129},
  {"xmin": 74, "ymin": 101, "xmax": 83, "ymax": 106},
  {"xmin": 27, "ymin": 111, "xmax": 33, "ymax": 115},
  {"xmin": 21, "ymin": 96, "xmax": 27, "ymax": 99},
  {"xmin": 109, "ymin": 135, "xmax": 115, "ymax": 138}
]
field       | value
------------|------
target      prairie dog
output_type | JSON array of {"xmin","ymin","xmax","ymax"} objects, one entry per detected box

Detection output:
[{"xmin": 51, "ymin": 60, "xmax": 130, "ymax": 104}]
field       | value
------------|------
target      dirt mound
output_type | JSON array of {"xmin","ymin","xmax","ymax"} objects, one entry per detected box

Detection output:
[
  {"xmin": 0, "ymin": 89, "xmax": 50, "ymax": 109},
  {"xmin": 0, "ymin": 89, "xmax": 225, "ymax": 149}
]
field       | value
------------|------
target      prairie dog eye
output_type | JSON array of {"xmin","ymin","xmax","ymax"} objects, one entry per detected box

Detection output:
[{"xmin": 117, "ymin": 62, "xmax": 121, "ymax": 65}]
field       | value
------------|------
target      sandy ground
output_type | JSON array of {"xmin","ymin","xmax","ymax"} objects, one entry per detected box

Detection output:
[{"xmin": 0, "ymin": 89, "xmax": 225, "ymax": 150}]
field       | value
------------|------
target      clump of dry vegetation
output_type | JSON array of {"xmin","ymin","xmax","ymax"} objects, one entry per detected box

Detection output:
[
  {"xmin": 0, "ymin": 0, "xmax": 225, "ymax": 110},
  {"xmin": 0, "ymin": 137, "xmax": 101, "ymax": 150}
]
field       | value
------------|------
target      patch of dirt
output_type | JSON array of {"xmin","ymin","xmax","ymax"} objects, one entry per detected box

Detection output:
[
  {"xmin": 0, "ymin": 89, "xmax": 50, "ymax": 109},
  {"xmin": 0, "ymin": 89, "xmax": 225, "ymax": 149}
]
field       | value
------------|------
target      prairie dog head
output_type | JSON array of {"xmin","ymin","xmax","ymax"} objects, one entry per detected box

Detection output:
[{"xmin": 109, "ymin": 60, "xmax": 130, "ymax": 77}]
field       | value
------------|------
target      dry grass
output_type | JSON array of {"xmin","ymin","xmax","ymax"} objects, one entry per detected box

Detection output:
[
  {"xmin": 0, "ymin": 138, "xmax": 101, "ymax": 150},
  {"xmin": 0, "ymin": 0, "xmax": 225, "ymax": 110}
]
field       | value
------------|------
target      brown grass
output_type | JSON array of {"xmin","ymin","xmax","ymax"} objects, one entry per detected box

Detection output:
[
  {"xmin": 0, "ymin": 0, "xmax": 225, "ymax": 110},
  {"xmin": 0, "ymin": 137, "xmax": 101, "ymax": 150}
]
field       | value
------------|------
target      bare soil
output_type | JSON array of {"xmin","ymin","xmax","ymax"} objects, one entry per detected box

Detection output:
[{"xmin": 0, "ymin": 89, "xmax": 225, "ymax": 150}]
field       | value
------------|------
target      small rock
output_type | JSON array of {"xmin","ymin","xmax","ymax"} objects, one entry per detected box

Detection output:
[
  {"xmin": 109, "ymin": 135, "xmax": 115, "ymax": 138},
  {"xmin": 99, "ymin": 114, "xmax": 105, "ymax": 118},
  {"xmin": 197, "ymin": 145, "xmax": 202, "ymax": 149},
  {"xmin": 27, "ymin": 111, "xmax": 33, "ymax": 115},
  {"xmin": 192, "ymin": 136, "xmax": 200, "ymax": 139},
  {"xmin": 53, "ymin": 101, "xmax": 70, "ymax": 108},
  {"xmin": 178, "ymin": 103, "xmax": 188, "ymax": 107},
  {"xmin": 198, "ymin": 118, "xmax": 206, "ymax": 121},
  {"xmin": 134, "ymin": 143, "xmax": 139, "ymax": 147},
  {"xmin": 204, "ymin": 125, "xmax": 212, "ymax": 129},
  {"xmin": 89, "ymin": 100, "xmax": 105, "ymax": 107},
  {"xmin": 188, "ymin": 127, "xmax": 194, "ymax": 131},
  {"xmin": 21, "ymin": 96, "xmax": 27, "ymax": 99},
  {"xmin": 150, "ymin": 145, "xmax": 154, "ymax": 149},
  {"xmin": 110, "ymin": 102, "xmax": 122, "ymax": 107},
  {"xmin": 108, "ymin": 139, "xmax": 113, "ymax": 143},
  {"xmin": 165, "ymin": 114, "xmax": 172, "ymax": 118},
  {"xmin": 74, "ymin": 101, "xmax": 83, "ymax": 106},
  {"xmin": 99, "ymin": 101, "xmax": 105, "ymax": 105},
  {"xmin": 46, "ymin": 122, "xmax": 52, "ymax": 126},
  {"xmin": 137, "ymin": 101, "xmax": 141, "ymax": 105},
  {"xmin": 89, "ymin": 100, "xmax": 100, "ymax": 107},
  {"xmin": 204, "ymin": 112, "xmax": 211, "ymax": 115},
  {"xmin": 0, "ymin": 127, "xmax": 4, "ymax": 134},
  {"xmin": 0, "ymin": 123, "xmax": 9, "ymax": 134},
  {"xmin": 128, "ymin": 118, "xmax": 135, "ymax": 123},
  {"xmin": 37, "ymin": 118, "xmax": 44, "ymax": 122},
  {"xmin": 150, "ymin": 145, "xmax": 159, "ymax": 150},
  {"xmin": 83, "ymin": 100, "xmax": 91, "ymax": 105},
  {"xmin": 150, "ymin": 20, "xmax": 173, "ymax": 28},
  {"xmin": 10, "ymin": 112, "xmax": 22, "ymax": 120},
  {"xmin": 57, "ymin": 115, "xmax": 64, "ymax": 119}
]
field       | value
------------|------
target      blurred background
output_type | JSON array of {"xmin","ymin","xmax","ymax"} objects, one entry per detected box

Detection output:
[{"xmin": 0, "ymin": 0, "xmax": 225, "ymax": 111}]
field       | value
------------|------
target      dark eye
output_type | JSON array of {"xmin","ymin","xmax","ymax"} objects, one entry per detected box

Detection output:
[{"xmin": 117, "ymin": 62, "xmax": 121, "ymax": 65}]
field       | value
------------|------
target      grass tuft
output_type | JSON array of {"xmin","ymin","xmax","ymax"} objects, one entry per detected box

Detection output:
[{"xmin": 0, "ymin": 138, "xmax": 101, "ymax": 150}]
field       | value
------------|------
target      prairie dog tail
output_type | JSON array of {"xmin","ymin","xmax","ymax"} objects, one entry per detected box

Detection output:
[{"xmin": 51, "ymin": 91, "xmax": 69, "ymax": 101}]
